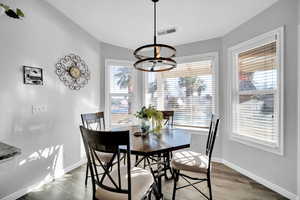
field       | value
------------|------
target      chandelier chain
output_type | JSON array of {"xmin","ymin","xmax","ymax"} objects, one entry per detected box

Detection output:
[
  {"xmin": 133, "ymin": 0, "xmax": 177, "ymax": 72},
  {"xmin": 154, "ymin": 1, "xmax": 157, "ymax": 44}
]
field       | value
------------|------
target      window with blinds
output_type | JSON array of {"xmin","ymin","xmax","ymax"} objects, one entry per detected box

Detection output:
[
  {"xmin": 110, "ymin": 65, "xmax": 134, "ymax": 125},
  {"xmin": 105, "ymin": 60, "xmax": 137, "ymax": 127},
  {"xmin": 230, "ymin": 28, "xmax": 283, "ymax": 153},
  {"xmin": 145, "ymin": 58, "xmax": 217, "ymax": 128}
]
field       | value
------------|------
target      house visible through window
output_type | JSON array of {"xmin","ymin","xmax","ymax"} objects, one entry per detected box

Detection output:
[
  {"xmin": 229, "ymin": 28, "xmax": 283, "ymax": 154},
  {"xmin": 145, "ymin": 56, "xmax": 218, "ymax": 128}
]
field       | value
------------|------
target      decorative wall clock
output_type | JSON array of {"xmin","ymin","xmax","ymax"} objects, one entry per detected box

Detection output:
[{"xmin": 55, "ymin": 54, "xmax": 90, "ymax": 90}]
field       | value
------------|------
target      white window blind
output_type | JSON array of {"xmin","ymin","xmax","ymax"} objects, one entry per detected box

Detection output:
[
  {"xmin": 232, "ymin": 37, "xmax": 282, "ymax": 147},
  {"xmin": 145, "ymin": 59, "xmax": 216, "ymax": 128}
]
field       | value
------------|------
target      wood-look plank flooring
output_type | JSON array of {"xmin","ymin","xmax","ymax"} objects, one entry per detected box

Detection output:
[{"xmin": 18, "ymin": 162, "xmax": 287, "ymax": 200}]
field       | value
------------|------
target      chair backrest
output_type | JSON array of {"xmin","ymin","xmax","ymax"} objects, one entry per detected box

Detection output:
[
  {"xmin": 205, "ymin": 114, "xmax": 220, "ymax": 163},
  {"xmin": 160, "ymin": 111, "xmax": 174, "ymax": 127},
  {"xmin": 80, "ymin": 126, "xmax": 132, "ymax": 200},
  {"xmin": 81, "ymin": 112, "xmax": 105, "ymax": 130}
]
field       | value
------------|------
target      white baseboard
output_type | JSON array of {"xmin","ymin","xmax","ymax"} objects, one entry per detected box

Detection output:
[
  {"xmin": 211, "ymin": 157, "xmax": 223, "ymax": 163},
  {"xmin": 217, "ymin": 159, "xmax": 298, "ymax": 200},
  {"xmin": 1, "ymin": 158, "xmax": 87, "ymax": 200}
]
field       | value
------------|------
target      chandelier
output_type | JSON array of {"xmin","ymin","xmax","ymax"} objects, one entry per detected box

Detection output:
[{"xmin": 133, "ymin": 0, "xmax": 177, "ymax": 72}]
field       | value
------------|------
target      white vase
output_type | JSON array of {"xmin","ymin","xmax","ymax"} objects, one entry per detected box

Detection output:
[{"xmin": 140, "ymin": 118, "xmax": 151, "ymax": 134}]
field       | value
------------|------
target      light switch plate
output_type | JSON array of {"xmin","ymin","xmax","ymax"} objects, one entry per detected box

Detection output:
[{"xmin": 32, "ymin": 105, "xmax": 47, "ymax": 114}]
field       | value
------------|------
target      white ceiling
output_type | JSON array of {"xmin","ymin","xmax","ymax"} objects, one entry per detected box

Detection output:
[{"xmin": 46, "ymin": 0, "xmax": 278, "ymax": 49}]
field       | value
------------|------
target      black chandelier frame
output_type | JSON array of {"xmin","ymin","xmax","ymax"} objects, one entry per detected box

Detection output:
[{"xmin": 133, "ymin": 0, "xmax": 177, "ymax": 72}]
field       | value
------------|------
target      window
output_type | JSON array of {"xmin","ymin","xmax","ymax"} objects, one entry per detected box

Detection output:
[
  {"xmin": 105, "ymin": 60, "xmax": 137, "ymax": 127},
  {"xmin": 228, "ymin": 27, "xmax": 284, "ymax": 154},
  {"xmin": 144, "ymin": 53, "xmax": 218, "ymax": 128}
]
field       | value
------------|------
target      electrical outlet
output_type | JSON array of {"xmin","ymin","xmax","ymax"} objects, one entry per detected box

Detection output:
[
  {"xmin": 32, "ymin": 105, "xmax": 37, "ymax": 114},
  {"xmin": 32, "ymin": 105, "xmax": 47, "ymax": 114}
]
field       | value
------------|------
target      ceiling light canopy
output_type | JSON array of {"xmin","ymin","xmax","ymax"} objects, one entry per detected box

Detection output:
[{"xmin": 133, "ymin": 0, "xmax": 177, "ymax": 72}]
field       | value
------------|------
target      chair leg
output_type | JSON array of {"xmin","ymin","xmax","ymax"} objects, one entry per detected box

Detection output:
[
  {"xmin": 172, "ymin": 170, "xmax": 179, "ymax": 200},
  {"xmin": 143, "ymin": 157, "xmax": 146, "ymax": 169},
  {"xmin": 85, "ymin": 162, "xmax": 89, "ymax": 186},
  {"xmin": 152, "ymin": 183, "xmax": 161, "ymax": 200},
  {"xmin": 135, "ymin": 155, "xmax": 139, "ymax": 166},
  {"xmin": 164, "ymin": 153, "xmax": 172, "ymax": 179},
  {"xmin": 207, "ymin": 172, "xmax": 213, "ymax": 200},
  {"xmin": 163, "ymin": 155, "xmax": 167, "ymax": 177},
  {"xmin": 148, "ymin": 190, "xmax": 152, "ymax": 200}
]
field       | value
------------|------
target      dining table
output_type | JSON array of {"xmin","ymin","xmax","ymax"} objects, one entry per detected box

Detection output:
[{"xmin": 112, "ymin": 126, "xmax": 192, "ymax": 199}]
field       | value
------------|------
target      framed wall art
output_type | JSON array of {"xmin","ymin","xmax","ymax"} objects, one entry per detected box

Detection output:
[{"xmin": 23, "ymin": 66, "xmax": 43, "ymax": 85}]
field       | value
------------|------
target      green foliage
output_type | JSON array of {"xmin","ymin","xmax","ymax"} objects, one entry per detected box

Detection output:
[
  {"xmin": 16, "ymin": 8, "xmax": 24, "ymax": 17},
  {"xmin": 114, "ymin": 67, "xmax": 131, "ymax": 89},
  {"xmin": 135, "ymin": 106, "xmax": 159, "ymax": 119},
  {"xmin": 0, "ymin": 3, "xmax": 25, "ymax": 19},
  {"xmin": 0, "ymin": 3, "xmax": 9, "ymax": 10},
  {"xmin": 135, "ymin": 105, "xmax": 163, "ymax": 133}
]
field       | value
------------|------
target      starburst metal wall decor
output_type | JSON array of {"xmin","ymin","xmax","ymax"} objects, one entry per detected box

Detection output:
[{"xmin": 55, "ymin": 54, "xmax": 90, "ymax": 90}]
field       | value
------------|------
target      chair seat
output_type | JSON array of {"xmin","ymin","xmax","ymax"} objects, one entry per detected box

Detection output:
[
  {"xmin": 171, "ymin": 150, "xmax": 209, "ymax": 173},
  {"xmin": 95, "ymin": 166, "xmax": 154, "ymax": 200},
  {"xmin": 95, "ymin": 151, "xmax": 114, "ymax": 164}
]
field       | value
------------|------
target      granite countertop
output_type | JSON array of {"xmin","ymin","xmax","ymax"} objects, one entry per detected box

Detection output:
[{"xmin": 0, "ymin": 142, "xmax": 21, "ymax": 161}]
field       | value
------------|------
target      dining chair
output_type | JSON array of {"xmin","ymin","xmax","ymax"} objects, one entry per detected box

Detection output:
[
  {"xmin": 80, "ymin": 126, "xmax": 154, "ymax": 200},
  {"xmin": 81, "ymin": 112, "xmax": 105, "ymax": 130},
  {"xmin": 81, "ymin": 112, "xmax": 113, "ymax": 186},
  {"xmin": 171, "ymin": 114, "xmax": 220, "ymax": 200},
  {"xmin": 161, "ymin": 111, "xmax": 174, "ymax": 178},
  {"xmin": 160, "ymin": 111, "xmax": 174, "ymax": 127}
]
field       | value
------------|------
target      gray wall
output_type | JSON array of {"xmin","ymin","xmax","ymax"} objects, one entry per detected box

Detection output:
[
  {"xmin": 222, "ymin": 0, "xmax": 298, "ymax": 194},
  {"xmin": 297, "ymin": 0, "xmax": 300, "ymax": 196},
  {"xmin": 0, "ymin": 0, "xmax": 101, "ymax": 198},
  {"xmin": 176, "ymin": 38, "xmax": 222, "ymax": 57}
]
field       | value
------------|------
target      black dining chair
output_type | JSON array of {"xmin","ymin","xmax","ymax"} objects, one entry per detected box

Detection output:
[
  {"xmin": 160, "ymin": 111, "xmax": 175, "ymax": 178},
  {"xmin": 80, "ymin": 126, "xmax": 154, "ymax": 200},
  {"xmin": 160, "ymin": 111, "xmax": 174, "ymax": 127},
  {"xmin": 171, "ymin": 114, "xmax": 220, "ymax": 200},
  {"xmin": 81, "ymin": 112, "xmax": 105, "ymax": 130},
  {"xmin": 81, "ymin": 112, "xmax": 113, "ymax": 186}
]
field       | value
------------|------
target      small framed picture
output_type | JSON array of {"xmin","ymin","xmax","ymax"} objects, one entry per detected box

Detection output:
[{"xmin": 23, "ymin": 66, "xmax": 43, "ymax": 85}]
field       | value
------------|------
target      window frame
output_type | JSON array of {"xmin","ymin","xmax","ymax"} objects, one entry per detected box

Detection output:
[
  {"xmin": 142, "ymin": 52, "xmax": 219, "ymax": 130},
  {"xmin": 105, "ymin": 59, "xmax": 138, "ymax": 128},
  {"xmin": 227, "ymin": 27, "xmax": 284, "ymax": 155}
]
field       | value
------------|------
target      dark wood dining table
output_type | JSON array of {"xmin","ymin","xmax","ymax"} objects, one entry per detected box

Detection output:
[{"xmin": 112, "ymin": 126, "xmax": 192, "ymax": 199}]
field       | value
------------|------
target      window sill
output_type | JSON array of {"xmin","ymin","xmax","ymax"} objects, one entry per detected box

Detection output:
[
  {"xmin": 174, "ymin": 126, "xmax": 210, "ymax": 135},
  {"xmin": 230, "ymin": 133, "xmax": 283, "ymax": 156}
]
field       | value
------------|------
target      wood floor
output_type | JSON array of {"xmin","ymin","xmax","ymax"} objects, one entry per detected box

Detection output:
[{"xmin": 18, "ymin": 162, "xmax": 287, "ymax": 200}]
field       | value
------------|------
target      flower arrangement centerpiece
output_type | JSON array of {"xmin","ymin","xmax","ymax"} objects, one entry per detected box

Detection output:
[
  {"xmin": 0, "ymin": 3, "xmax": 24, "ymax": 19},
  {"xmin": 135, "ymin": 106, "xmax": 163, "ymax": 134}
]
